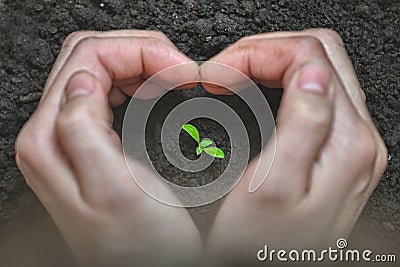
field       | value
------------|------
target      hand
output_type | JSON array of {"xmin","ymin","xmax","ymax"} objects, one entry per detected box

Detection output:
[
  {"xmin": 15, "ymin": 30, "xmax": 201, "ymax": 267},
  {"xmin": 201, "ymin": 29, "xmax": 388, "ymax": 263}
]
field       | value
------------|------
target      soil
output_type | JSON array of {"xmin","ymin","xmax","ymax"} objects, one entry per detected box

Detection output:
[{"xmin": 0, "ymin": 0, "xmax": 399, "ymax": 266}]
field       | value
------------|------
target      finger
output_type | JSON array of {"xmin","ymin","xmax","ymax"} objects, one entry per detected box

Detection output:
[
  {"xmin": 200, "ymin": 34, "xmax": 326, "ymax": 93},
  {"xmin": 253, "ymin": 60, "xmax": 335, "ymax": 200},
  {"xmin": 299, "ymin": 72, "xmax": 379, "ymax": 207},
  {"xmin": 242, "ymin": 30, "xmax": 387, "ymax": 184},
  {"xmin": 223, "ymin": 30, "xmax": 366, "ymax": 104},
  {"xmin": 41, "ymin": 30, "xmax": 198, "ymax": 107},
  {"xmin": 48, "ymin": 35, "xmax": 197, "ymax": 103},
  {"xmin": 40, "ymin": 30, "xmax": 179, "ymax": 101},
  {"xmin": 56, "ymin": 71, "xmax": 132, "ymax": 202},
  {"xmin": 305, "ymin": 29, "xmax": 387, "ymax": 193},
  {"xmin": 15, "ymin": 110, "xmax": 82, "ymax": 216},
  {"xmin": 15, "ymin": 134, "xmax": 81, "ymax": 214}
]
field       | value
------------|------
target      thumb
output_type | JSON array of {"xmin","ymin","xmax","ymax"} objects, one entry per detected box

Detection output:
[
  {"xmin": 56, "ymin": 71, "xmax": 127, "ymax": 200},
  {"xmin": 267, "ymin": 60, "xmax": 335, "ymax": 196}
]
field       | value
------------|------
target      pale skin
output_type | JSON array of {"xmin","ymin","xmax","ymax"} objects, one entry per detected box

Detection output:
[{"xmin": 15, "ymin": 29, "xmax": 387, "ymax": 266}]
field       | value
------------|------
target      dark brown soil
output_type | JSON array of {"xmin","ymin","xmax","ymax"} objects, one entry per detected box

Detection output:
[{"xmin": 0, "ymin": 0, "xmax": 399, "ymax": 266}]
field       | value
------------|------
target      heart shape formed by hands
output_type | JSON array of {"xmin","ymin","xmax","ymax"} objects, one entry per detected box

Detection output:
[{"xmin": 16, "ymin": 29, "xmax": 387, "ymax": 266}]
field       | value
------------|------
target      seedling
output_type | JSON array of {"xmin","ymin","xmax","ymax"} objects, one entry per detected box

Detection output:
[{"xmin": 182, "ymin": 124, "xmax": 225, "ymax": 159}]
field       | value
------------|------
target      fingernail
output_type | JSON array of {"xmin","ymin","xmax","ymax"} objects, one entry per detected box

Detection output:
[
  {"xmin": 67, "ymin": 88, "xmax": 91, "ymax": 100},
  {"xmin": 297, "ymin": 60, "xmax": 330, "ymax": 95},
  {"xmin": 65, "ymin": 71, "xmax": 95, "ymax": 100}
]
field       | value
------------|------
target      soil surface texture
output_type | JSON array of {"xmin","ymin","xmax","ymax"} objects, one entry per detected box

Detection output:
[{"xmin": 0, "ymin": 0, "xmax": 399, "ymax": 266}]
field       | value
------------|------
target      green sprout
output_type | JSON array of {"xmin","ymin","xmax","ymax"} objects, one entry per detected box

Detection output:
[{"xmin": 182, "ymin": 124, "xmax": 225, "ymax": 159}]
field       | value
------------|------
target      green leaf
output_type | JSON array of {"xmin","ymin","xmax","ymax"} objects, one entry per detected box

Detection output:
[
  {"xmin": 196, "ymin": 146, "xmax": 202, "ymax": 155},
  {"xmin": 182, "ymin": 124, "xmax": 200, "ymax": 143},
  {"xmin": 203, "ymin": 147, "xmax": 225, "ymax": 158},
  {"xmin": 199, "ymin": 139, "xmax": 214, "ymax": 149}
]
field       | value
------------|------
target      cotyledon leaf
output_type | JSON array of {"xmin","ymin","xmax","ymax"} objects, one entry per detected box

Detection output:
[
  {"xmin": 182, "ymin": 124, "xmax": 200, "ymax": 143},
  {"xmin": 196, "ymin": 146, "xmax": 202, "ymax": 155},
  {"xmin": 199, "ymin": 139, "xmax": 214, "ymax": 149},
  {"xmin": 203, "ymin": 147, "xmax": 225, "ymax": 158}
]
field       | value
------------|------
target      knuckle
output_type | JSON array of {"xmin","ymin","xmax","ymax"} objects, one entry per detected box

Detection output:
[
  {"xmin": 351, "ymin": 123, "xmax": 376, "ymax": 167},
  {"xmin": 63, "ymin": 31, "xmax": 95, "ymax": 48},
  {"xmin": 313, "ymin": 28, "xmax": 345, "ymax": 47},
  {"xmin": 15, "ymin": 128, "xmax": 33, "ymax": 170},
  {"xmin": 15, "ymin": 124, "xmax": 44, "ymax": 189},
  {"xmin": 63, "ymin": 31, "xmax": 80, "ymax": 45},
  {"xmin": 296, "ymin": 35, "xmax": 324, "ymax": 53},
  {"xmin": 377, "ymin": 139, "xmax": 388, "ymax": 173},
  {"xmin": 345, "ymin": 124, "xmax": 381, "ymax": 194}
]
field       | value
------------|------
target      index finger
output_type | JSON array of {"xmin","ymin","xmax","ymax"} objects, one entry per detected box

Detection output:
[{"xmin": 43, "ymin": 30, "xmax": 198, "ymax": 107}]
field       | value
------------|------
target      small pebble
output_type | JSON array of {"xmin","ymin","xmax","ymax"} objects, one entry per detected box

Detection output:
[
  {"xmin": 19, "ymin": 92, "xmax": 42, "ymax": 103},
  {"xmin": 11, "ymin": 77, "xmax": 23, "ymax": 83}
]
